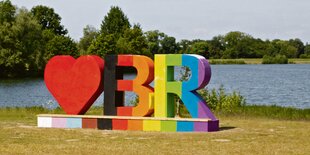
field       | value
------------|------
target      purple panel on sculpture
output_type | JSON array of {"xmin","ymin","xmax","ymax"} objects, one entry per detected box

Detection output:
[
  {"xmin": 194, "ymin": 122, "xmax": 208, "ymax": 132},
  {"xmin": 198, "ymin": 100, "xmax": 217, "ymax": 120},
  {"xmin": 198, "ymin": 59, "xmax": 204, "ymax": 88},
  {"xmin": 52, "ymin": 117, "xmax": 66, "ymax": 128},
  {"xmin": 201, "ymin": 59, "xmax": 211, "ymax": 87},
  {"xmin": 196, "ymin": 55, "xmax": 211, "ymax": 89},
  {"xmin": 198, "ymin": 101, "xmax": 208, "ymax": 118},
  {"xmin": 207, "ymin": 120, "xmax": 219, "ymax": 132}
]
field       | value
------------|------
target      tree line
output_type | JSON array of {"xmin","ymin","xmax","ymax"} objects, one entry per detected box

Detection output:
[{"xmin": 1, "ymin": 0, "xmax": 310, "ymax": 77}]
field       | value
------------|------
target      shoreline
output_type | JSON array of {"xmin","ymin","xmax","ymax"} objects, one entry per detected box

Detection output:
[
  {"xmin": 1, "ymin": 104, "xmax": 309, "ymax": 121},
  {"xmin": 209, "ymin": 58, "xmax": 310, "ymax": 64}
]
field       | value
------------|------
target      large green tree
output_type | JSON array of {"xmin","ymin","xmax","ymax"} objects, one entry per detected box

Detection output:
[
  {"xmin": 145, "ymin": 30, "xmax": 165, "ymax": 55},
  {"xmin": 0, "ymin": 0, "xmax": 15, "ymax": 24},
  {"xmin": 267, "ymin": 40, "xmax": 298, "ymax": 58},
  {"xmin": 304, "ymin": 44, "xmax": 310, "ymax": 55},
  {"xmin": 0, "ymin": 8, "xmax": 44, "ymax": 77},
  {"xmin": 116, "ymin": 24, "xmax": 148, "ymax": 55},
  {"xmin": 31, "ymin": 5, "xmax": 67, "ymax": 35},
  {"xmin": 208, "ymin": 35, "xmax": 226, "ymax": 58},
  {"xmin": 178, "ymin": 39, "xmax": 191, "ymax": 54},
  {"xmin": 30, "ymin": 5, "xmax": 78, "ymax": 71},
  {"xmin": 161, "ymin": 35, "xmax": 178, "ymax": 54},
  {"xmin": 44, "ymin": 35, "xmax": 78, "ymax": 61},
  {"xmin": 222, "ymin": 31, "xmax": 257, "ymax": 58},
  {"xmin": 88, "ymin": 33, "xmax": 117, "ymax": 57},
  {"xmin": 88, "ymin": 6, "xmax": 131, "ymax": 57},
  {"xmin": 288, "ymin": 38, "xmax": 304, "ymax": 58},
  {"xmin": 0, "ymin": 1, "xmax": 78, "ymax": 77},
  {"xmin": 88, "ymin": 6, "xmax": 150, "ymax": 57},
  {"xmin": 78, "ymin": 25, "xmax": 98, "ymax": 55},
  {"xmin": 145, "ymin": 30, "xmax": 178, "ymax": 54},
  {"xmin": 300, "ymin": 44, "xmax": 310, "ymax": 58},
  {"xmin": 100, "ymin": 6, "xmax": 130, "ymax": 36},
  {"xmin": 186, "ymin": 41, "xmax": 210, "ymax": 58}
]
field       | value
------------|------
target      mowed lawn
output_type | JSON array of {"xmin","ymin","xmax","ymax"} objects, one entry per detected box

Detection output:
[{"xmin": 0, "ymin": 116, "xmax": 309, "ymax": 155}]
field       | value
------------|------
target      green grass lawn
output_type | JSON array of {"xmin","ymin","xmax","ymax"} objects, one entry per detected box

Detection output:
[{"xmin": 0, "ymin": 106, "xmax": 309, "ymax": 154}]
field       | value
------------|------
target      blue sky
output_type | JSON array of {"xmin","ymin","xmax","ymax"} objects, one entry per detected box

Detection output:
[{"xmin": 11, "ymin": 0, "xmax": 310, "ymax": 43}]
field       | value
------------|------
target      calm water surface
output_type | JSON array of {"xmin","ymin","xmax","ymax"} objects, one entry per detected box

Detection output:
[{"xmin": 0, "ymin": 64, "xmax": 309, "ymax": 109}]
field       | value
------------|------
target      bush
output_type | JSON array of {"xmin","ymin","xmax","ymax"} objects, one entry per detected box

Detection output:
[
  {"xmin": 198, "ymin": 86, "xmax": 246, "ymax": 113},
  {"xmin": 175, "ymin": 67, "xmax": 246, "ymax": 116},
  {"xmin": 299, "ymin": 54, "xmax": 310, "ymax": 58},
  {"xmin": 262, "ymin": 55, "xmax": 288, "ymax": 64}
]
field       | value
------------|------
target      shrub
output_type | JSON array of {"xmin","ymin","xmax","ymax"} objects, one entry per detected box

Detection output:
[
  {"xmin": 198, "ymin": 86, "xmax": 246, "ymax": 112},
  {"xmin": 299, "ymin": 54, "xmax": 310, "ymax": 58},
  {"xmin": 175, "ymin": 66, "xmax": 246, "ymax": 116},
  {"xmin": 262, "ymin": 55, "xmax": 288, "ymax": 64}
]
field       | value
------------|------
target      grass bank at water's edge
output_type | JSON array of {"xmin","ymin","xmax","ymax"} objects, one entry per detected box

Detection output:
[{"xmin": 215, "ymin": 105, "xmax": 310, "ymax": 121}]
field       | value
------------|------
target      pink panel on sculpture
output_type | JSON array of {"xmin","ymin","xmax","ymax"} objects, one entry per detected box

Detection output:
[
  {"xmin": 44, "ymin": 55, "xmax": 104, "ymax": 114},
  {"xmin": 52, "ymin": 117, "xmax": 66, "ymax": 128}
]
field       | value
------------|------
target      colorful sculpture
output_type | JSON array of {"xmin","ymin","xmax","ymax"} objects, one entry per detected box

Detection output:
[{"xmin": 41, "ymin": 54, "xmax": 219, "ymax": 132}]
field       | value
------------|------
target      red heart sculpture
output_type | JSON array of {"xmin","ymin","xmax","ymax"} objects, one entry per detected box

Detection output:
[{"xmin": 44, "ymin": 55, "xmax": 104, "ymax": 114}]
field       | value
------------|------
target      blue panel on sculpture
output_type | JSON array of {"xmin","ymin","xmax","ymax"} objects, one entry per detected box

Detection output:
[
  {"xmin": 177, "ymin": 121, "xmax": 194, "ymax": 132},
  {"xmin": 181, "ymin": 91, "xmax": 199, "ymax": 118},
  {"xmin": 67, "ymin": 118, "xmax": 82, "ymax": 128},
  {"xmin": 182, "ymin": 55, "xmax": 198, "ymax": 90}
]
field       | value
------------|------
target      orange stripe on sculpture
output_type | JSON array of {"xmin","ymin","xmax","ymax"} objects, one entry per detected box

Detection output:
[{"xmin": 132, "ymin": 55, "xmax": 154, "ymax": 116}]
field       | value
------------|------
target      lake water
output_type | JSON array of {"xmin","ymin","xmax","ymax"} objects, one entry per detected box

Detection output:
[{"xmin": 0, "ymin": 64, "xmax": 309, "ymax": 109}]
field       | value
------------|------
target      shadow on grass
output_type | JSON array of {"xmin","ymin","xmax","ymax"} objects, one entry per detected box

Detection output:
[{"xmin": 219, "ymin": 126, "xmax": 236, "ymax": 131}]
